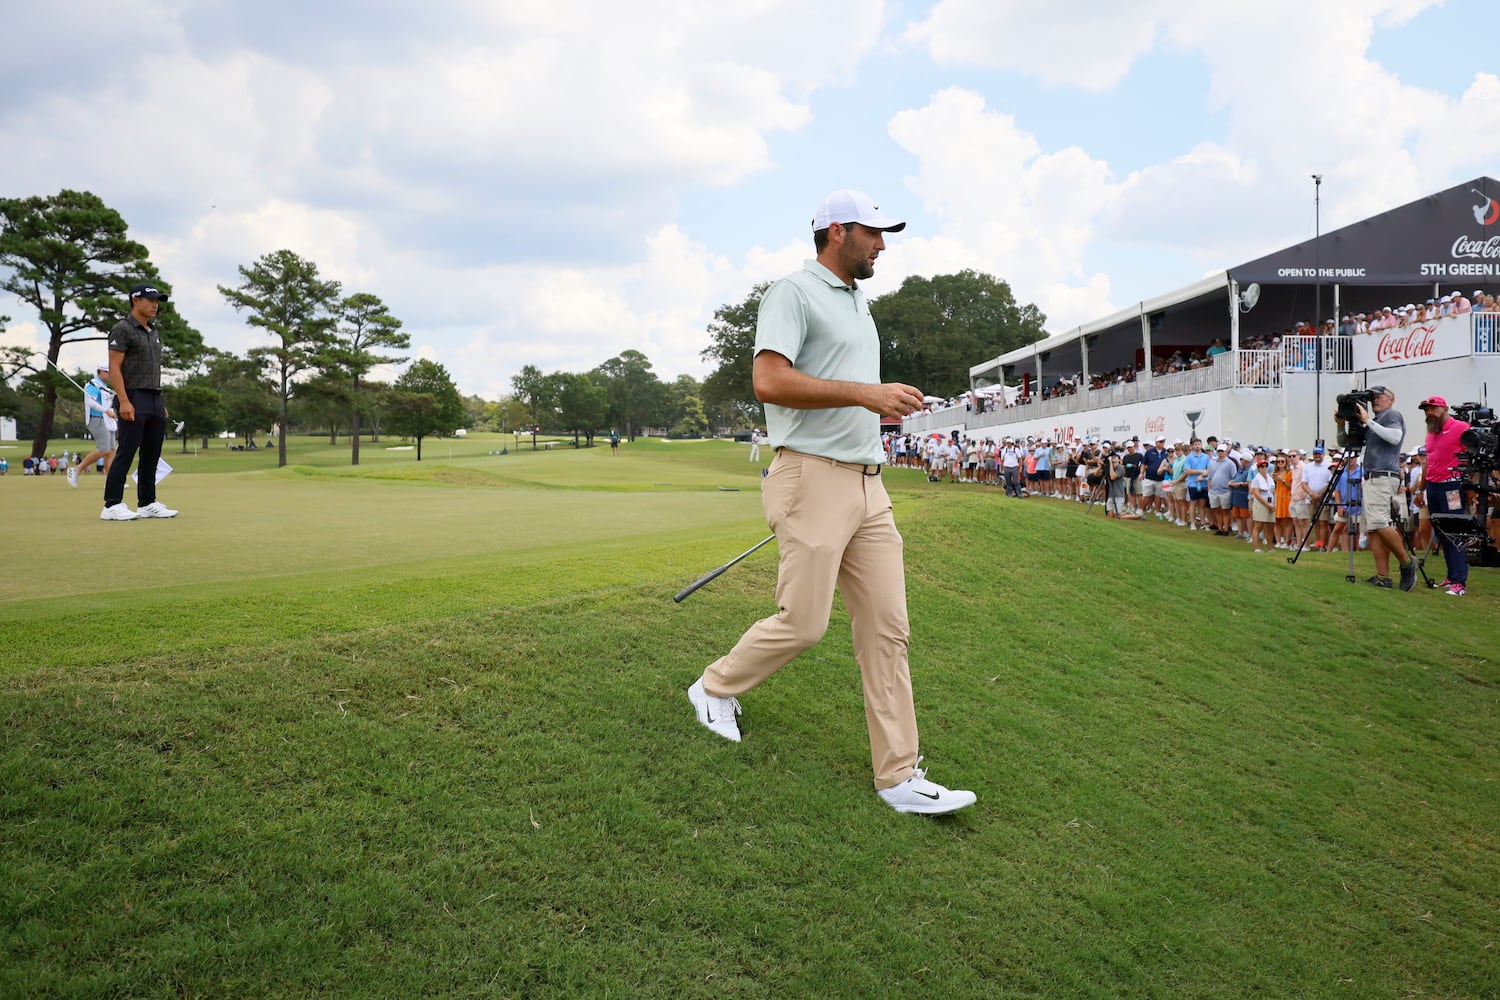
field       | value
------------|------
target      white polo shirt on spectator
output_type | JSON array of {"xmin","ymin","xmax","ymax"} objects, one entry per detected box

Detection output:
[{"xmin": 1300, "ymin": 458, "xmax": 1333, "ymax": 498}]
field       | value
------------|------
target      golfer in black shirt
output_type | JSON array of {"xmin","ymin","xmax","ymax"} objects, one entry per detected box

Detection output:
[{"xmin": 101, "ymin": 283, "xmax": 178, "ymax": 520}]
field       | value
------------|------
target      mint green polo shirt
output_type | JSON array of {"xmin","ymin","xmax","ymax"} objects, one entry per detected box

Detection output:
[{"xmin": 754, "ymin": 259, "xmax": 883, "ymax": 465}]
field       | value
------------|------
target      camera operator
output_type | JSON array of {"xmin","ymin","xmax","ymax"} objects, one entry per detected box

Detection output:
[
  {"xmin": 1417, "ymin": 395, "xmax": 1472, "ymax": 596},
  {"xmin": 1335, "ymin": 385, "xmax": 1417, "ymax": 590}
]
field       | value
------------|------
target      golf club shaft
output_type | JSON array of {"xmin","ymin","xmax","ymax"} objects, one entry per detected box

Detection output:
[
  {"xmin": 672, "ymin": 534, "xmax": 775, "ymax": 603},
  {"xmin": 42, "ymin": 355, "xmax": 88, "ymax": 394}
]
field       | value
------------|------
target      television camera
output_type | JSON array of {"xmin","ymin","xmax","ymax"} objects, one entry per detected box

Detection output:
[{"xmin": 1334, "ymin": 389, "xmax": 1378, "ymax": 450}]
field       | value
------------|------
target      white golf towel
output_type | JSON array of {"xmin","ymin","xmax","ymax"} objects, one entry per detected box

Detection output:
[{"xmin": 130, "ymin": 458, "xmax": 173, "ymax": 485}]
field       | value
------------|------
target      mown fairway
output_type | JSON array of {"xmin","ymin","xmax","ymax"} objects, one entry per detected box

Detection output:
[{"xmin": 2, "ymin": 434, "xmax": 1495, "ymax": 998}]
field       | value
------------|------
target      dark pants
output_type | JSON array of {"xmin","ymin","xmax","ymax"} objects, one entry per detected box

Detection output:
[
  {"xmin": 1425, "ymin": 481, "xmax": 1469, "ymax": 585},
  {"xmin": 1003, "ymin": 466, "xmax": 1023, "ymax": 497},
  {"xmin": 104, "ymin": 388, "xmax": 166, "ymax": 508}
]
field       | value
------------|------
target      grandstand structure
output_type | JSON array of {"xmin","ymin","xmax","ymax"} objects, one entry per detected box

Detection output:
[{"xmin": 903, "ymin": 176, "xmax": 1500, "ymax": 449}]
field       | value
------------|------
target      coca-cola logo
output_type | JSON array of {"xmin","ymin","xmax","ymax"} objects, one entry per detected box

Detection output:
[
  {"xmin": 1144, "ymin": 416, "xmax": 1166, "ymax": 434},
  {"xmin": 1375, "ymin": 326, "xmax": 1437, "ymax": 363},
  {"xmin": 1452, "ymin": 234, "xmax": 1500, "ymax": 259}
]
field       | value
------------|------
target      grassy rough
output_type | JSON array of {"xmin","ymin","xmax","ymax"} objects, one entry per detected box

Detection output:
[{"xmin": 1, "ymin": 436, "xmax": 1495, "ymax": 998}]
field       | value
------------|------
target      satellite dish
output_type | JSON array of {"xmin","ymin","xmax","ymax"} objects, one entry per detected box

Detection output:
[{"xmin": 1238, "ymin": 282, "xmax": 1261, "ymax": 313}]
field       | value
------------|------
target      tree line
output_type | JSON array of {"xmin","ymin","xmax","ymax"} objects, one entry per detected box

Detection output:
[{"xmin": 2, "ymin": 189, "xmax": 1047, "ymax": 462}]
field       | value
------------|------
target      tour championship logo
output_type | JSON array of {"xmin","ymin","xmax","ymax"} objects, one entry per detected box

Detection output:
[
  {"xmin": 1472, "ymin": 188, "xmax": 1500, "ymax": 227},
  {"xmin": 1450, "ymin": 188, "xmax": 1500, "ymax": 264}
]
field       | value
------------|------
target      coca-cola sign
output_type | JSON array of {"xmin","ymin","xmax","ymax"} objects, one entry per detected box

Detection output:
[
  {"xmin": 1375, "ymin": 326, "xmax": 1437, "ymax": 363},
  {"xmin": 1352, "ymin": 312, "xmax": 1473, "ymax": 369},
  {"xmin": 1451, "ymin": 235, "xmax": 1500, "ymax": 259},
  {"xmin": 1229, "ymin": 176, "xmax": 1497, "ymax": 285}
]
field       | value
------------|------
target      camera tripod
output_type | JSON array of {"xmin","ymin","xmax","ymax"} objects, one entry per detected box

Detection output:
[
  {"xmin": 1284, "ymin": 461, "xmax": 1344, "ymax": 569},
  {"xmin": 1398, "ymin": 477, "xmax": 1440, "ymax": 589}
]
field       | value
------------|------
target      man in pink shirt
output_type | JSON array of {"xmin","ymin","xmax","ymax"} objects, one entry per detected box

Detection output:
[{"xmin": 1418, "ymin": 396, "xmax": 1473, "ymax": 596}]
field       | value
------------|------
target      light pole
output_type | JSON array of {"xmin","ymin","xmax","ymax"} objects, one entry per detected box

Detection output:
[{"xmin": 1312, "ymin": 173, "xmax": 1324, "ymax": 447}]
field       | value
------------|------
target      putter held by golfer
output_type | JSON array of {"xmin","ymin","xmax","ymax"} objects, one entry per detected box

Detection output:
[{"xmin": 673, "ymin": 535, "xmax": 775, "ymax": 603}]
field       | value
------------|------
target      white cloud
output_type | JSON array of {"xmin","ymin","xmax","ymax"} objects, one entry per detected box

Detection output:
[
  {"xmin": 3, "ymin": 0, "xmax": 1493, "ymax": 407},
  {"xmin": 884, "ymin": 88, "xmax": 1117, "ymax": 331},
  {"xmin": 899, "ymin": 0, "xmax": 1490, "ymax": 327},
  {"xmin": 0, "ymin": 1, "xmax": 887, "ymax": 396},
  {"xmin": 908, "ymin": 0, "xmax": 1171, "ymax": 92}
]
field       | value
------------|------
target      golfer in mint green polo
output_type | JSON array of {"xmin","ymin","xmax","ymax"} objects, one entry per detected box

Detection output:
[{"xmin": 686, "ymin": 189, "xmax": 975, "ymax": 816}]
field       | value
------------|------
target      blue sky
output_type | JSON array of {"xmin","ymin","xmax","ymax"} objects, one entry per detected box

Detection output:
[{"xmin": 3, "ymin": 0, "xmax": 1497, "ymax": 399}]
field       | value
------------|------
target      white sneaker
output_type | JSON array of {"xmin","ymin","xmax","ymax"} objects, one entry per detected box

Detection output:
[
  {"xmin": 100, "ymin": 503, "xmax": 139, "ymax": 521},
  {"xmin": 878, "ymin": 759, "xmax": 976, "ymax": 815},
  {"xmin": 67, "ymin": 467, "xmax": 78, "ymax": 488},
  {"xmin": 687, "ymin": 678, "xmax": 741, "ymax": 742},
  {"xmin": 136, "ymin": 501, "xmax": 179, "ymax": 518}
]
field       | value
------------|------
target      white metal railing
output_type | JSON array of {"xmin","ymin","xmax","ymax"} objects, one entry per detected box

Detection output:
[
  {"xmin": 1475, "ymin": 310, "xmax": 1500, "ymax": 353},
  {"xmin": 905, "ymin": 325, "xmax": 1455, "ymax": 434},
  {"xmin": 1237, "ymin": 350, "xmax": 1281, "ymax": 387},
  {"xmin": 1279, "ymin": 335, "xmax": 1352, "ymax": 372}
]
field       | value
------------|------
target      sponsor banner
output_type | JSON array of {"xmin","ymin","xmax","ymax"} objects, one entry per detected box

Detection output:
[
  {"xmin": 1230, "ymin": 177, "xmax": 1499, "ymax": 285},
  {"xmin": 945, "ymin": 395, "xmax": 1224, "ymax": 448},
  {"xmin": 1350, "ymin": 313, "xmax": 1473, "ymax": 370}
]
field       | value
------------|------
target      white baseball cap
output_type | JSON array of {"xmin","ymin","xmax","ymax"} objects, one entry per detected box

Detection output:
[{"xmin": 812, "ymin": 190, "xmax": 906, "ymax": 233}]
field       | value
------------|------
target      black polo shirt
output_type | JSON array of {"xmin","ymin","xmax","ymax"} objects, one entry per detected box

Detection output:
[{"xmin": 107, "ymin": 314, "xmax": 163, "ymax": 391}]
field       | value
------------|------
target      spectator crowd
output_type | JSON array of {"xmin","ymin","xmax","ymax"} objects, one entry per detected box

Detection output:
[{"xmin": 881, "ymin": 422, "xmax": 1495, "ymax": 583}]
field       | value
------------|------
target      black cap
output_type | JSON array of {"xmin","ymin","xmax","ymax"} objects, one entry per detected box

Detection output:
[{"xmin": 129, "ymin": 282, "xmax": 169, "ymax": 302}]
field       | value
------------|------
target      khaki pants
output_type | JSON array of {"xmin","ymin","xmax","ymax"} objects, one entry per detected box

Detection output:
[{"xmin": 704, "ymin": 449, "xmax": 918, "ymax": 789}]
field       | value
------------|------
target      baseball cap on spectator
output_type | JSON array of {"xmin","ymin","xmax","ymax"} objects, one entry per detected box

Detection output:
[
  {"xmin": 1418, "ymin": 395, "xmax": 1448, "ymax": 410},
  {"xmin": 812, "ymin": 190, "xmax": 906, "ymax": 233},
  {"xmin": 96, "ymin": 363, "xmax": 109, "ymax": 373},
  {"xmin": 1417, "ymin": 446, "xmax": 1427, "ymax": 455},
  {"xmin": 1312, "ymin": 446, "xmax": 1325, "ymax": 454},
  {"xmin": 128, "ymin": 282, "xmax": 168, "ymax": 302}
]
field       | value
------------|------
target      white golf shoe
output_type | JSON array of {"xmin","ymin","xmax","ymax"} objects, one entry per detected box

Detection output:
[
  {"xmin": 67, "ymin": 467, "xmax": 78, "ymax": 488},
  {"xmin": 136, "ymin": 501, "xmax": 179, "ymax": 518},
  {"xmin": 100, "ymin": 503, "xmax": 139, "ymax": 521},
  {"xmin": 687, "ymin": 677, "xmax": 741, "ymax": 742},
  {"xmin": 878, "ymin": 759, "xmax": 976, "ymax": 815}
]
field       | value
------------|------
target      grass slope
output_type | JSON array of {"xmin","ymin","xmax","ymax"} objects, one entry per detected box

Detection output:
[{"xmin": 2, "ymin": 438, "xmax": 1495, "ymax": 998}]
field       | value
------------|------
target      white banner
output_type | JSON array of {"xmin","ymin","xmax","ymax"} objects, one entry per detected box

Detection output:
[{"xmin": 1350, "ymin": 312, "xmax": 1474, "ymax": 370}]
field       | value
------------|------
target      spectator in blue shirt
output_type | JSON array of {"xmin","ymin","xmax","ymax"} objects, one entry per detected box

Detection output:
[
  {"xmin": 1182, "ymin": 439, "xmax": 1212, "ymax": 530},
  {"xmin": 1230, "ymin": 451, "xmax": 1254, "ymax": 539}
]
